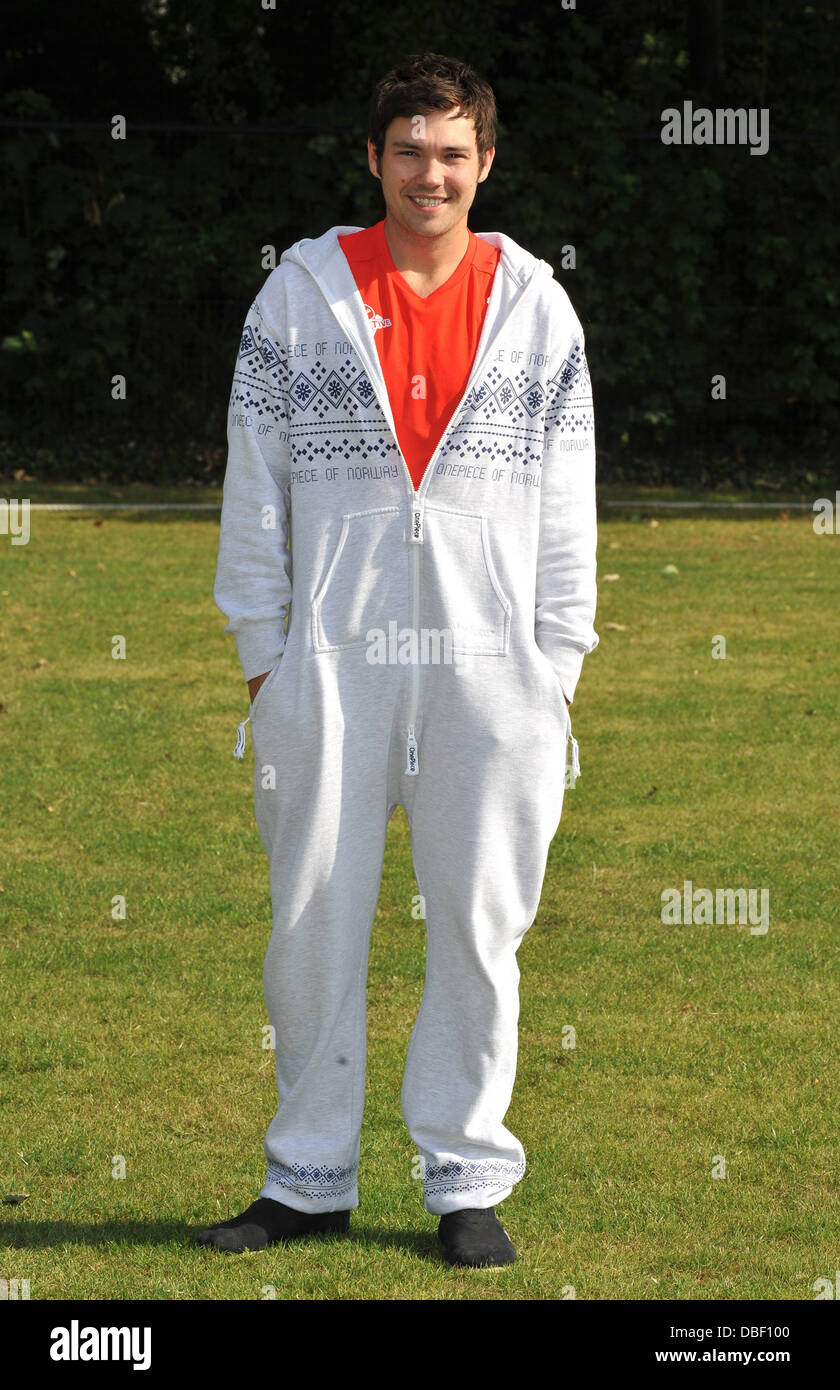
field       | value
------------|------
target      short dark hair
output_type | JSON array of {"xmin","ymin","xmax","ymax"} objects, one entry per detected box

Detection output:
[{"xmin": 368, "ymin": 52, "xmax": 497, "ymax": 169}]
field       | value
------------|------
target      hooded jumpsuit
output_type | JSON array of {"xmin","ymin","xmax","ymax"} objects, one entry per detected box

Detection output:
[{"xmin": 213, "ymin": 224, "xmax": 599, "ymax": 1216}]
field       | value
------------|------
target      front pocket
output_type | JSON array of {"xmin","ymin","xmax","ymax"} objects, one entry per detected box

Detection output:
[
  {"xmin": 311, "ymin": 507, "xmax": 405, "ymax": 651},
  {"xmin": 420, "ymin": 507, "xmax": 511, "ymax": 654},
  {"xmin": 249, "ymin": 654, "xmax": 284, "ymax": 718},
  {"xmin": 533, "ymin": 641, "xmax": 571, "ymax": 731}
]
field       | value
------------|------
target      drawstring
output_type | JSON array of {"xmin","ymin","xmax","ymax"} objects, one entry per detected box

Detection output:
[
  {"xmin": 233, "ymin": 716, "xmax": 250, "ymax": 759},
  {"xmin": 565, "ymin": 710, "xmax": 581, "ymax": 789}
]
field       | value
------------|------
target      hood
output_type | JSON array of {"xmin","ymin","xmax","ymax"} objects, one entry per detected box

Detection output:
[{"xmin": 280, "ymin": 223, "xmax": 554, "ymax": 292}]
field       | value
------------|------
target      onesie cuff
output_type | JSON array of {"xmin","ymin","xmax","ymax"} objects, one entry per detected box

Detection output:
[
  {"xmin": 536, "ymin": 636, "xmax": 586, "ymax": 705},
  {"xmin": 233, "ymin": 620, "xmax": 287, "ymax": 685}
]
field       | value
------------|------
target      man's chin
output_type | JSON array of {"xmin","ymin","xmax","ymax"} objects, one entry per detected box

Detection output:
[{"xmin": 401, "ymin": 206, "xmax": 462, "ymax": 235}]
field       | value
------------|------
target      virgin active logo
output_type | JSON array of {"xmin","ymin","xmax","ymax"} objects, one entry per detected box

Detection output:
[{"xmin": 364, "ymin": 304, "xmax": 392, "ymax": 335}]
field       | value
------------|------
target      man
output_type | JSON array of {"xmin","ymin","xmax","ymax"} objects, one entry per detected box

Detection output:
[{"xmin": 199, "ymin": 52, "xmax": 598, "ymax": 1269}]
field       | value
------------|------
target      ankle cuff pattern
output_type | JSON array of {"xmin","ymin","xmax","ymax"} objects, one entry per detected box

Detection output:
[
  {"xmin": 264, "ymin": 1160, "xmax": 356, "ymax": 1202},
  {"xmin": 423, "ymin": 1157, "xmax": 526, "ymax": 1199}
]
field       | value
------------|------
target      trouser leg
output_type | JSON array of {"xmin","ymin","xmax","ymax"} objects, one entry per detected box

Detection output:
[
  {"xmin": 250, "ymin": 667, "xmax": 393, "ymax": 1214},
  {"xmin": 400, "ymin": 672, "xmax": 567, "ymax": 1215}
]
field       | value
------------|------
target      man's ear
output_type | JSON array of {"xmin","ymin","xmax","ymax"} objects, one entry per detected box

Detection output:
[
  {"xmin": 477, "ymin": 146, "xmax": 496, "ymax": 185},
  {"xmin": 367, "ymin": 139, "xmax": 381, "ymax": 181}
]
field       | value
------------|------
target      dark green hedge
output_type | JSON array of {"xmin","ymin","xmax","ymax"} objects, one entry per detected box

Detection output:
[{"xmin": 1, "ymin": 0, "xmax": 837, "ymax": 487}]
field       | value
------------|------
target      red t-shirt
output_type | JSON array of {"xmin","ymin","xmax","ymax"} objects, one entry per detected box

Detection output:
[{"xmin": 338, "ymin": 219, "xmax": 500, "ymax": 491}]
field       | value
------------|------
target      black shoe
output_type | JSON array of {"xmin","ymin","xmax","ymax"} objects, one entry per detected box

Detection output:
[
  {"xmin": 437, "ymin": 1206, "xmax": 516, "ymax": 1268},
  {"xmin": 195, "ymin": 1197, "xmax": 350, "ymax": 1253}
]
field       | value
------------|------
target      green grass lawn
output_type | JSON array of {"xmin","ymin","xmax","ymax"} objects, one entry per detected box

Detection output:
[{"xmin": 1, "ymin": 489, "xmax": 839, "ymax": 1300}]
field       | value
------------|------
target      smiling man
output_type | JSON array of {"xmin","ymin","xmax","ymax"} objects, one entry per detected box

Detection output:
[
  {"xmin": 366, "ymin": 99, "xmax": 494, "ymax": 292},
  {"xmin": 202, "ymin": 52, "xmax": 599, "ymax": 1270}
]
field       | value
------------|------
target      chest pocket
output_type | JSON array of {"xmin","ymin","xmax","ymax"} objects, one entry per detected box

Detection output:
[
  {"xmin": 311, "ymin": 507, "xmax": 407, "ymax": 651},
  {"xmin": 420, "ymin": 506, "xmax": 511, "ymax": 655}
]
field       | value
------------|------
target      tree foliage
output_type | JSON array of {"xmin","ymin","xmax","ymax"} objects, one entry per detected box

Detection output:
[{"xmin": 1, "ymin": 0, "xmax": 836, "ymax": 485}]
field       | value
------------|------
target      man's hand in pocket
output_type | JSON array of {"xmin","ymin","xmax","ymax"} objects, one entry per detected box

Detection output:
[{"xmin": 248, "ymin": 671, "xmax": 271, "ymax": 704}]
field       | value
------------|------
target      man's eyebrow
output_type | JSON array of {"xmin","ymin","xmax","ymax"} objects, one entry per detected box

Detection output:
[{"xmin": 389, "ymin": 140, "xmax": 473, "ymax": 152}]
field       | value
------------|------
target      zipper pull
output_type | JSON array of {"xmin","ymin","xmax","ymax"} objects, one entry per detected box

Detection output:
[
  {"xmin": 405, "ymin": 725, "xmax": 419, "ymax": 775},
  {"xmin": 565, "ymin": 732, "xmax": 580, "ymax": 789},
  {"xmin": 233, "ymin": 716, "xmax": 250, "ymax": 759},
  {"xmin": 409, "ymin": 492, "xmax": 424, "ymax": 544}
]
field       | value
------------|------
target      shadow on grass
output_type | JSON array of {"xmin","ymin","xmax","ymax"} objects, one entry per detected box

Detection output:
[{"xmin": 0, "ymin": 1219, "xmax": 450, "ymax": 1265}]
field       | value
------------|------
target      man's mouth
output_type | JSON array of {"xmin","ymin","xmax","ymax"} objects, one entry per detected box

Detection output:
[{"xmin": 408, "ymin": 195, "xmax": 449, "ymax": 208}]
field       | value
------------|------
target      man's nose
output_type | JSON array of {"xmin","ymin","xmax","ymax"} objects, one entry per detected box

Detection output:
[{"xmin": 411, "ymin": 157, "xmax": 448, "ymax": 182}]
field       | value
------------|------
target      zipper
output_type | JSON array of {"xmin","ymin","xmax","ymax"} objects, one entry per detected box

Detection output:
[{"xmin": 404, "ymin": 493, "xmax": 423, "ymax": 774}]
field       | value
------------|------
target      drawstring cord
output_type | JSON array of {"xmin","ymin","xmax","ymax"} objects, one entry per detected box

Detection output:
[
  {"xmin": 233, "ymin": 716, "xmax": 250, "ymax": 760},
  {"xmin": 565, "ymin": 729, "xmax": 581, "ymax": 788},
  {"xmin": 565, "ymin": 705, "xmax": 581, "ymax": 789}
]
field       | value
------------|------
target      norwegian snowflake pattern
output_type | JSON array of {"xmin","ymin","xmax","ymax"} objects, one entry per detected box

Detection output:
[
  {"xmin": 265, "ymin": 1159, "xmax": 356, "ymax": 1202},
  {"xmin": 231, "ymin": 304, "xmax": 290, "ymax": 427},
  {"xmin": 232, "ymin": 304, "xmax": 593, "ymax": 471},
  {"xmin": 422, "ymin": 1156, "xmax": 527, "ymax": 1198},
  {"xmin": 543, "ymin": 338, "xmax": 595, "ymax": 438}
]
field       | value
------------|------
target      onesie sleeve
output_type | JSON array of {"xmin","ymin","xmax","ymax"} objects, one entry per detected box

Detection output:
[
  {"xmin": 213, "ymin": 294, "xmax": 293, "ymax": 684},
  {"xmin": 535, "ymin": 303, "xmax": 599, "ymax": 705}
]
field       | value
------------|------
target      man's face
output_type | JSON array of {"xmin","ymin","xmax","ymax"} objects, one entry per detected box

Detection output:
[{"xmin": 367, "ymin": 107, "xmax": 495, "ymax": 240}]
